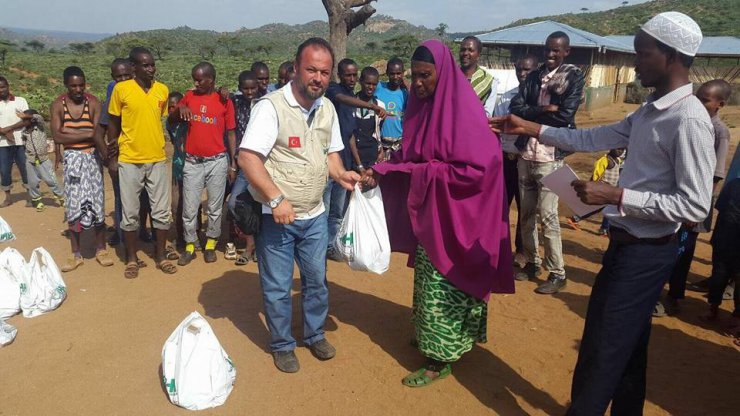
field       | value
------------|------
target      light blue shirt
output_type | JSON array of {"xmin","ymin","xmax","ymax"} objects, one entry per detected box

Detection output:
[{"xmin": 375, "ymin": 82, "xmax": 407, "ymax": 139}]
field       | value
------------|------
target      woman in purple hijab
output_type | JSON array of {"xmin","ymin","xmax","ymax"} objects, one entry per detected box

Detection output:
[{"xmin": 363, "ymin": 40, "xmax": 514, "ymax": 387}]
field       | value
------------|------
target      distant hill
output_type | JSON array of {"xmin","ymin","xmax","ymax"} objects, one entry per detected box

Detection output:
[
  {"xmin": 96, "ymin": 15, "xmax": 439, "ymax": 57},
  {"xmin": 0, "ymin": 27, "xmax": 110, "ymax": 49},
  {"xmin": 454, "ymin": 0, "xmax": 738, "ymax": 38}
]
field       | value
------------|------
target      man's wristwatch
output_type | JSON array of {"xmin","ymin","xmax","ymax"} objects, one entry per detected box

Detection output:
[{"xmin": 268, "ymin": 194, "xmax": 285, "ymax": 209}]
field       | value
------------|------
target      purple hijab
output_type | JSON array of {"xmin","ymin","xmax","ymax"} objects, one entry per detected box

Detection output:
[{"xmin": 373, "ymin": 40, "xmax": 514, "ymax": 301}]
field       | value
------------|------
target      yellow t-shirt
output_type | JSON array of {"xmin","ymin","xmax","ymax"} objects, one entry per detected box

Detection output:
[{"xmin": 108, "ymin": 79, "xmax": 169, "ymax": 163}]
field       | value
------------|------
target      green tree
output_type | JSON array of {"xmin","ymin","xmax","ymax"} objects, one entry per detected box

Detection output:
[
  {"xmin": 0, "ymin": 39, "xmax": 13, "ymax": 66},
  {"xmin": 199, "ymin": 44, "xmax": 217, "ymax": 60},
  {"xmin": 366, "ymin": 41, "xmax": 378, "ymax": 51},
  {"xmin": 149, "ymin": 34, "xmax": 173, "ymax": 60},
  {"xmin": 25, "ymin": 40, "xmax": 45, "ymax": 52},
  {"xmin": 69, "ymin": 42, "xmax": 95, "ymax": 54},
  {"xmin": 436, "ymin": 23, "xmax": 449, "ymax": 39},
  {"xmin": 218, "ymin": 34, "xmax": 240, "ymax": 56},
  {"xmin": 384, "ymin": 34, "xmax": 418, "ymax": 57}
]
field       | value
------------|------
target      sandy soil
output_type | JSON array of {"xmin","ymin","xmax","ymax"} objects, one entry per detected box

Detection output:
[{"xmin": 0, "ymin": 103, "xmax": 738, "ymax": 416}]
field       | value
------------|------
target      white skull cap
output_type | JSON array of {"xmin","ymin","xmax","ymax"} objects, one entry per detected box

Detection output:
[{"xmin": 641, "ymin": 11, "xmax": 702, "ymax": 57}]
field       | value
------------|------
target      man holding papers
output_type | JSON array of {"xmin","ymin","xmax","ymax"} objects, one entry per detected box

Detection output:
[{"xmin": 491, "ymin": 12, "xmax": 715, "ymax": 415}]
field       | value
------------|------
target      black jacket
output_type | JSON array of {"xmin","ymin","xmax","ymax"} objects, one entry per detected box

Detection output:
[{"xmin": 510, "ymin": 63, "xmax": 585, "ymax": 159}]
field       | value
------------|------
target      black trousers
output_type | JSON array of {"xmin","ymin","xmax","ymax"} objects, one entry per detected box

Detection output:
[
  {"xmin": 567, "ymin": 236, "xmax": 678, "ymax": 415},
  {"xmin": 667, "ymin": 226, "xmax": 699, "ymax": 300},
  {"xmin": 503, "ymin": 154, "xmax": 522, "ymax": 253}
]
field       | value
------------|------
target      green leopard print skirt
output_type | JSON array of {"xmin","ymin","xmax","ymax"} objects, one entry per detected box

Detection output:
[{"xmin": 412, "ymin": 245, "xmax": 487, "ymax": 363}]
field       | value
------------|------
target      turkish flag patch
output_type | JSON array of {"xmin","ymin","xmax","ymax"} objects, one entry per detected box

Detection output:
[{"xmin": 288, "ymin": 136, "xmax": 301, "ymax": 148}]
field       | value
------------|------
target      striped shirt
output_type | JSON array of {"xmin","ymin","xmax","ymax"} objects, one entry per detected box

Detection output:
[
  {"xmin": 62, "ymin": 95, "xmax": 95, "ymax": 149},
  {"xmin": 468, "ymin": 66, "xmax": 498, "ymax": 117},
  {"xmin": 539, "ymin": 83, "xmax": 715, "ymax": 238}
]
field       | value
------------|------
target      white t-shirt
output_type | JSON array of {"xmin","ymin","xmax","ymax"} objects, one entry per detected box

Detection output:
[
  {"xmin": 0, "ymin": 96, "xmax": 29, "ymax": 147},
  {"xmin": 240, "ymin": 82, "xmax": 343, "ymax": 219}
]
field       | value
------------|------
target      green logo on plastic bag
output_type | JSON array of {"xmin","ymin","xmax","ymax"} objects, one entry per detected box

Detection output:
[
  {"xmin": 19, "ymin": 283, "xmax": 27, "ymax": 295},
  {"xmin": 341, "ymin": 232, "xmax": 354, "ymax": 246},
  {"xmin": 164, "ymin": 377, "xmax": 176, "ymax": 394}
]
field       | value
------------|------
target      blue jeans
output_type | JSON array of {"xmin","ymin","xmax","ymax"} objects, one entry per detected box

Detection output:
[
  {"xmin": 228, "ymin": 170, "xmax": 249, "ymax": 216},
  {"xmin": 323, "ymin": 180, "xmax": 348, "ymax": 250},
  {"xmin": 0, "ymin": 145, "xmax": 28, "ymax": 191},
  {"xmin": 568, "ymin": 234, "xmax": 678, "ymax": 415},
  {"xmin": 256, "ymin": 213, "xmax": 329, "ymax": 352}
]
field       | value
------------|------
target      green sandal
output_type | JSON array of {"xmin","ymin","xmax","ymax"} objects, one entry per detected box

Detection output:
[{"xmin": 402, "ymin": 363, "xmax": 452, "ymax": 387}]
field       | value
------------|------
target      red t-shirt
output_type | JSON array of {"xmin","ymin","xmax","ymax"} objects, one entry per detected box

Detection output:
[{"xmin": 179, "ymin": 91, "xmax": 236, "ymax": 157}]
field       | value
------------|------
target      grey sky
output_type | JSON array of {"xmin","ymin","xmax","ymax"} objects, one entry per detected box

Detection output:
[{"xmin": 0, "ymin": 0, "xmax": 651, "ymax": 34}]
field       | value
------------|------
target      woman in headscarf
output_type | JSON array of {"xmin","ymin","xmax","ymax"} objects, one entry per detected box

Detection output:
[{"xmin": 362, "ymin": 39, "xmax": 514, "ymax": 387}]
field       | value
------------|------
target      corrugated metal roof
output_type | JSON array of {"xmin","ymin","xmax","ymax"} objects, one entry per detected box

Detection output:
[
  {"xmin": 469, "ymin": 20, "xmax": 635, "ymax": 54},
  {"xmin": 606, "ymin": 35, "xmax": 740, "ymax": 57}
]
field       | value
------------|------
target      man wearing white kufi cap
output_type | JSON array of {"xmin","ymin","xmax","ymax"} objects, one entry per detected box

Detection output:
[{"xmin": 490, "ymin": 11, "xmax": 715, "ymax": 415}]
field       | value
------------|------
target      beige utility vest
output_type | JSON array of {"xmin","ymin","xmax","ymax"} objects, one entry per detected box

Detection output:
[{"xmin": 250, "ymin": 90, "xmax": 334, "ymax": 217}]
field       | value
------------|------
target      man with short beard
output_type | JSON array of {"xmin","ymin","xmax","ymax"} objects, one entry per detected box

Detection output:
[
  {"xmin": 238, "ymin": 38, "xmax": 361, "ymax": 373},
  {"xmin": 493, "ymin": 12, "xmax": 714, "ymax": 414}
]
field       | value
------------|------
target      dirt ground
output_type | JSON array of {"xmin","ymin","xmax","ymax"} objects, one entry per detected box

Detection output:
[{"xmin": 0, "ymin": 103, "xmax": 738, "ymax": 416}]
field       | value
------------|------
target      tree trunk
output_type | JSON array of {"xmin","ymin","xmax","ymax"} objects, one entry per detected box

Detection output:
[{"xmin": 322, "ymin": 0, "xmax": 377, "ymax": 78}]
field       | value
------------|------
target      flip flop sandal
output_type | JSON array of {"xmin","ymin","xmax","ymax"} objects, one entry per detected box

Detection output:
[
  {"xmin": 156, "ymin": 261, "xmax": 177, "ymax": 274},
  {"xmin": 402, "ymin": 364, "xmax": 452, "ymax": 388},
  {"xmin": 235, "ymin": 253, "xmax": 250, "ymax": 266},
  {"xmin": 124, "ymin": 262, "xmax": 139, "ymax": 279},
  {"xmin": 165, "ymin": 246, "xmax": 180, "ymax": 261}
]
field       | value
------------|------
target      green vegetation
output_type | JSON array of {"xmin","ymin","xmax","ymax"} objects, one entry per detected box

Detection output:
[
  {"xmin": 499, "ymin": 0, "xmax": 739, "ymax": 36},
  {"xmin": 0, "ymin": 51, "xmax": 393, "ymax": 119}
]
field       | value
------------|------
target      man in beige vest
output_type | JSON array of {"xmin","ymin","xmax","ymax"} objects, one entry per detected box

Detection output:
[{"xmin": 238, "ymin": 38, "xmax": 361, "ymax": 373}]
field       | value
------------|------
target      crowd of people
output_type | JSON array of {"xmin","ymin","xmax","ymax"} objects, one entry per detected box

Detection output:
[{"xmin": 0, "ymin": 10, "xmax": 737, "ymax": 415}]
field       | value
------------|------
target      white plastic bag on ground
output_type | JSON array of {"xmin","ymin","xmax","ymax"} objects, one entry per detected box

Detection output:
[
  {"xmin": 0, "ymin": 216, "xmax": 15, "ymax": 242},
  {"xmin": 0, "ymin": 269, "xmax": 21, "ymax": 320},
  {"xmin": 0, "ymin": 248, "xmax": 27, "ymax": 320},
  {"xmin": 161, "ymin": 311, "xmax": 236, "ymax": 411},
  {"xmin": 21, "ymin": 247, "xmax": 66, "ymax": 318},
  {"xmin": 0, "ymin": 319, "xmax": 17, "ymax": 347},
  {"xmin": 334, "ymin": 184, "xmax": 391, "ymax": 274}
]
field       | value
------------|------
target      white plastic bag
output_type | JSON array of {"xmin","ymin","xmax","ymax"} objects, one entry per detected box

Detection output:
[
  {"xmin": 0, "ymin": 216, "xmax": 15, "ymax": 242},
  {"xmin": 21, "ymin": 247, "xmax": 66, "ymax": 318},
  {"xmin": 0, "ymin": 248, "xmax": 27, "ymax": 320},
  {"xmin": 161, "ymin": 311, "xmax": 236, "ymax": 411},
  {"xmin": 0, "ymin": 269, "xmax": 21, "ymax": 320},
  {"xmin": 0, "ymin": 319, "xmax": 17, "ymax": 347},
  {"xmin": 334, "ymin": 184, "xmax": 391, "ymax": 274}
]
